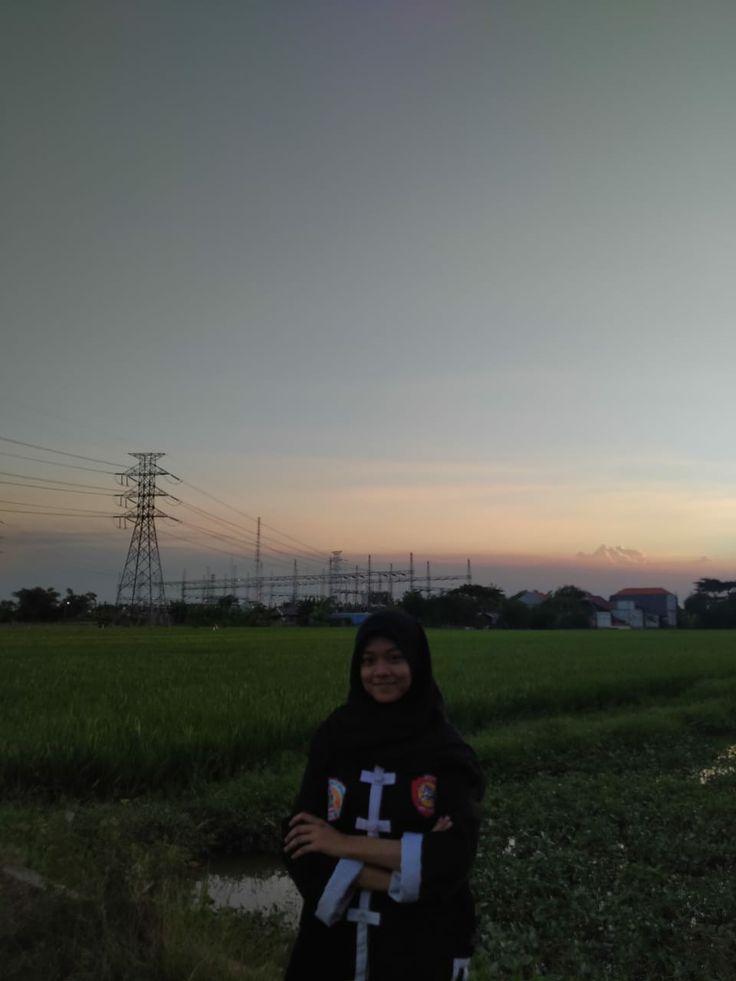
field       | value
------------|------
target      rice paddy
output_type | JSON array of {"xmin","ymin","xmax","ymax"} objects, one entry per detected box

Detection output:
[
  {"xmin": 3, "ymin": 625, "xmax": 736, "ymax": 796},
  {"xmin": 3, "ymin": 625, "xmax": 736, "ymax": 979}
]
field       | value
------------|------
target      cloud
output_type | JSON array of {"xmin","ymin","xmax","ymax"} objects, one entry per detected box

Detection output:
[{"xmin": 576, "ymin": 544, "xmax": 647, "ymax": 565}]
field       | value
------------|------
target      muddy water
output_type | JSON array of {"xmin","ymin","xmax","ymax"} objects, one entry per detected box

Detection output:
[{"xmin": 199, "ymin": 853, "xmax": 302, "ymax": 927}]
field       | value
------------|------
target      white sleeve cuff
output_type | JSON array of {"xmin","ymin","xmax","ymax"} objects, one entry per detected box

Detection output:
[
  {"xmin": 388, "ymin": 832, "xmax": 423, "ymax": 903},
  {"xmin": 315, "ymin": 858, "xmax": 364, "ymax": 926}
]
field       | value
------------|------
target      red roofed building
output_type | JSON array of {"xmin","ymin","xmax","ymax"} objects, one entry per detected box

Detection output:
[{"xmin": 609, "ymin": 587, "xmax": 678, "ymax": 628}]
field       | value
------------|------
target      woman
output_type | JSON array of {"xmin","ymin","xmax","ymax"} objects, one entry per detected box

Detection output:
[{"xmin": 283, "ymin": 609, "xmax": 484, "ymax": 980}]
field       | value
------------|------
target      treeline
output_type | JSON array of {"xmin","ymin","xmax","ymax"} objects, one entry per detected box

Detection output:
[
  {"xmin": 682, "ymin": 578, "xmax": 736, "ymax": 628},
  {"xmin": 163, "ymin": 584, "xmax": 605, "ymax": 629},
  {"xmin": 400, "ymin": 583, "xmax": 601, "ymax": 629},
  {"xmin": 4, "ymin": 578, "xmax": 736, "ymax": 628},
  {"xmin": 1, "ymin": 582, "xmax": 589, "ymax": 628},
  {"xmin": 0, "ymin": 586, "xmax": 99, "ymax": 623}
]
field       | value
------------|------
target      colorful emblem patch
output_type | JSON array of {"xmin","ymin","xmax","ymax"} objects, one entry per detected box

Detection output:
[
  {"xmin": 411, "ymin": 774, "xmax": 437, "ymax": 818},
  {"xmin": 327, "ymin": 778, "xmax": 346, "ymax": 822}
]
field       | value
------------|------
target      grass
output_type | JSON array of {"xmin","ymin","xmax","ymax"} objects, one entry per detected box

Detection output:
[
  {"xmin": 3, "ymin": 625, "xmax": 736, "ymax": 795},
  {"xmin": 2, "ymin": 625, "xmax": 736, "ymax": 979}
]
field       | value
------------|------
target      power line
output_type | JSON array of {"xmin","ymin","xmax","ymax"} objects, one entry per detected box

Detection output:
[
  {"xmin": 170, "ymin": 521, "xmax": 319, "ymax": 574},
  {"xmin": 159, "ymin": 526, "xmax": 266, "ymax": 563},
  {"xmin": 0, "ymin": 436, "xmax": 125, "ymax": 468},
  {"xmin": 0, "ymin": 470, "xmax": 115, "ymax": 491},
  {"xmin": 0, "ymin": 480, "xmax": 114, "ymax": 496},
  {"xmin": 1, "ymin": 436, "xmax": 329, "ymax": 564},
  {"xmin": 0, "ymin": 450, "xmax": 118, "ymax": 474},
  {"xmin": 180, "ymin": 479, "xmax": 328, "ymax": 560},
  {"xmin": 0, "ymin": 508, "xmax": 114, "ymax": 517},
  {"xmin": 175, "ymin": 499, "xmax": 326, "ymax": 568},
  {"xmin": 0, "ymin": 497, "xmax": 117, "ymax": 513},
  {"xmin": 175, "ymin": 514, "xmax": 318, "ymax": 570},
  {"xmin": 1, "ymin": 435, "xmax": 335, "ymax": 584},
  {"xmin": 176, "ymin": 511, "xmax": 325, "ymax": 567},
  {"xmin": 172, "ymin": 486, "xmax": 328, "ymax": 561}
]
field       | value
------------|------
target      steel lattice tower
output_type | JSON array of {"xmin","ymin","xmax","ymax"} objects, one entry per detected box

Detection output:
[{"xmin": 115, "ymin": 452, "xmax": 179, "ymax": 623}]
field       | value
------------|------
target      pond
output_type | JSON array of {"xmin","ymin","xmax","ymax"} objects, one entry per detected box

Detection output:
[{"xmin": 198, "ymin": 853, "xmax": 302, "ymax": 928}]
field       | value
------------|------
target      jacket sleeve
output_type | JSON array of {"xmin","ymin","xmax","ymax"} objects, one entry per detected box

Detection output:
[
  {"xmin": 282, "ymin": 723, "xmax": 363, "ymax": 924},
  {"xmin": 389, "ymin": 763, "xmax": 482, "ymax": 904}
]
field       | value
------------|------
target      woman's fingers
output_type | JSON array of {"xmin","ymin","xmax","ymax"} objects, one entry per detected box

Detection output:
[
  {"xmin": 284, "ymin": 835, "xmax": 314, "ymax": 857},
  {"xmin": 284, "ymin": 826, "xmax": 316, "ymax": 853},
  {"xmin": 288, "ymin": 811, "xmax": 323, "ymax": 828},
  {"xmin": 285, "ymin": 812, "xmax": 347, "ymax": 860},
  {"xmin": 284, "ymin": 812, "xmax": 330, "ymax": 855},
  {"xmin": 431, "ymin": 815, "xmax": 453, "ymax": 832}
]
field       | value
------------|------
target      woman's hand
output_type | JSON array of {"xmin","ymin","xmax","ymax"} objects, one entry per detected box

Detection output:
[
  {"xmin": 284, "ymin": 811, "xmax": 453, "ymax": 863},
  {"xmin": 284, "ymin": 812, "xmax": 348, "ymax": 860},
  {"xmin": 431, "ymin": 815, "xmax": 453, "ymax": 832}
]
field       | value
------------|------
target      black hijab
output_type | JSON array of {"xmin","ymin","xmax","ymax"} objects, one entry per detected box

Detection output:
[{"xmin": 323, "ymin": 610, "xmax": 481, "ymax": 781}]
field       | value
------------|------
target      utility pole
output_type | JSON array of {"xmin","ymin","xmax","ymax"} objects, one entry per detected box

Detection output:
[
  {"xmin": 115, "ymin": 452, "xmax": 179, "ymax": 624},
  {"xmin": 255, "ymin": 516, "xmax": 263, "ymax": 604}
]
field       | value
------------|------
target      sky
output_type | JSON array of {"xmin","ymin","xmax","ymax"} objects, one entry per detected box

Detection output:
[{"xmin": 2, "ymin": 0, "xmax": 736, "ymax": 604}]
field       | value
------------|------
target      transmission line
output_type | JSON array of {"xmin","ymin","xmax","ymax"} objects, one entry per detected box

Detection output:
[
  {"xmin": 180, "ymin": 480, "xmax": 328, "ymax": 560},
  {"xmin": 0, "ymin": 470, "xmax": 116, "ymax": 491},
  {"xmin": 0, "ymin": 507, "xmax": 114, "ymax": 517},
  {"xmin": 175, "ymin": 499, "xmax": 326, "ymax": 568},
  {"xmin": 0, "ymin": 481, "xmax": 114, "ymax": 496},
  {"xmin": 0, "ymin": 435, "xmax": 125, "ymax": 468},
  {"xmin": 0, "ymin": 497, "xmax": 115, "ymax": 512},
  {"xmin": 0, "ymin": 449, "xmax": 118, "ymax": 474}
]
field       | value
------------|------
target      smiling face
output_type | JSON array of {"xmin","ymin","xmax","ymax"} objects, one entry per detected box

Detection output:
[{"xmin": 359, "ymin": 635, "xmax": 412, "ymax": 704}]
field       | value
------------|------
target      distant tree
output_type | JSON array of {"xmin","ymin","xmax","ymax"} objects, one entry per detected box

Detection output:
[
  {"xmin": 694, "ymin": 578, "xmax": 736, "ymax": 596},
  {"xmin": 400, "ymin": 584, "xmax": 505, "ymax": 628},
  {"xmin": 685, "ymin": 579, "xmax": 736, "ymax": 628},
  {"xmin": 242, "ymin": 601, "xmax": 279, "ymax": 626},
  {"xmin": 533, "ymin": 585, "xmax": 592, "ymax": 629},
  {"xmin": 552, "ymin": 585, "xmax": 589, "ymax": 600},
  {"xmin": 500, "ymin": 598, "xmax": 532, "ymax": 629},
  {"xmin": 445, "ymin": 584, "xmax": 504, "ymax": 627},
  {"xmin": 168, "ymin": 600, "xmax": 189, "ymax": 625},
  {"xmin": 0, "ymin": 599, "xmax": 16, "ymax": 623},
  {"xmin": 94, "ymin": 602, "xmax": 116, "ymax": 626},
  {"xmin": 61, "ymin": 588, "xmax": 97, "ymax": 620},
  {"xmin": 453, "ymin": 584, "xmax": 505, "ymax": 607},
  {"xmin": 398, "ymin": 591, "xmax": 427, "ymax": 620},
  {"xmin": 13, "ymin": 586, "xmax": 61, "ymax": 622},
  {"xmin": 296, "ymin": 596, "xmax": 335, "ymax": 625}
]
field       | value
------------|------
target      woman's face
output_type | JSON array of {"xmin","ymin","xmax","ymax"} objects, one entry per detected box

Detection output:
[{"xmin": 359, "ymin": 635, "xmax": 412, "ymax": 704}]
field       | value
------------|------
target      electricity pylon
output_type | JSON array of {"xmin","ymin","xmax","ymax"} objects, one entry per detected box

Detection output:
[{"xmin": 115, "ymin": 452, "xmax": 180, "ymax": 624}]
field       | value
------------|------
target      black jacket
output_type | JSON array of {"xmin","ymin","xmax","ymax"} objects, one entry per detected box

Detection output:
[{"xmin": 284, "ymin": 720, "xmax": 482, "ymax": 981}]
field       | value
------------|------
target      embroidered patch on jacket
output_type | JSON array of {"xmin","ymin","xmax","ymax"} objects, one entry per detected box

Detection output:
[
  {"xmin": 327, "ymin": 778, "xmax": 346, "ymax": 822},
  {"xmin": 411, "ymin": 774, "xmax": 437, "ymax": 818}
]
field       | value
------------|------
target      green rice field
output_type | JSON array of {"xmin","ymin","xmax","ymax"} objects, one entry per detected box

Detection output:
[
  {"xmin": 2, "ymin": 625, "xmax": 736, "ymax": 980},
  {"xmin": 2, "ymin": 625, "xmax": 736, "ymax": 796}
]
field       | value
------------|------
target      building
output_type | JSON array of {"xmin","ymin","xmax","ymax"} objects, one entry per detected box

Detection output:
[
  {"xmin": 608, "ymin": 587, "xmax": 678, "ymax": 628},
  {"xmin": 586, "ymin": 594, "xmax": 613, "ymax": 629},
  {"xmin": 512, "ymin": 590, "xmax": 548, "ymax": 608}
]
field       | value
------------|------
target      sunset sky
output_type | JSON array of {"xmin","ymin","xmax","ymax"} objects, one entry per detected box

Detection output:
[{"xmin": 3, "ymin": 0, "xmax": 736, "ymax": 603}]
